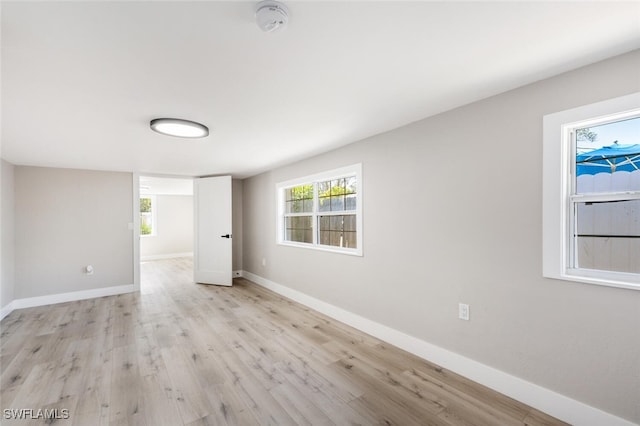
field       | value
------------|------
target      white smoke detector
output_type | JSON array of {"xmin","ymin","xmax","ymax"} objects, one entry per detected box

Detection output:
[{"xmin": 255, "ymin": 1, "xmax": 289, "ymax": 33}]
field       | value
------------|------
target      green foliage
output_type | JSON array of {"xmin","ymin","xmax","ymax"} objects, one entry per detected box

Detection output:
[
  {"xmin": 140, "ymin": 221, "xmax": 152, "ymax": 235},
  {"xmin": 320, "ymin": 184, "xmax": 348, "ymax": 197},
  {"xmin": 577, "ymin": 128, "xmax": 598, "ymax": 143},
  {"xmin": 140, "ymin": 197, "xmax": 152, "ymax": 213},
  {"xmin": 286, "ymin": 178, "xmax": 357, "ymax": 213},
  {"xmin": 290, "ymin": 184, "xmax": 314, "ymax": 200}
]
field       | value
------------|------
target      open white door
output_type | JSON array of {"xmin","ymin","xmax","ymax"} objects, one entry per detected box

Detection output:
[{"xmin": 194, "ymin": 176, "xmax": 232, "ymax": 286}]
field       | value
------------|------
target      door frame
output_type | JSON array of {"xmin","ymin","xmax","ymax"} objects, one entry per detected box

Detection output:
[{"xmin": 133, "ymin": 173, "xmax": 196, "ymax": 291}]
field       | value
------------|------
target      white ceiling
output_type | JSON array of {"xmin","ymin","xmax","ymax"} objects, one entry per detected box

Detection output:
[{"xmin": 2, "ymin": 1, "xmax": 639, "ymax": 179}]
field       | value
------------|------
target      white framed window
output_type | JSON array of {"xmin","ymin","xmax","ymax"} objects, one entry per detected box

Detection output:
[
  {"xmin": 276, "ymin": 164, "xmax": 363, "ymax": 256},
  {"xmin": 543, "ymin": 92, "xmax": 640, "ymax": 290},
  {"xmin": 140, "ymin": 195, "xmax": 157, "ymax": 237}
]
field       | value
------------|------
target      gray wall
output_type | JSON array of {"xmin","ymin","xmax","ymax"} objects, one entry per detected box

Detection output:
[
  {"xmin": 232, "ymin": 179, "xmax": 243, "ymax": 271},
  {"xmin": 242, "ymin": 50, "xmax": 640, "ymax": 422},
  {"xmin": 1, "ymin": 160, "xmax": 15, "ymax": 309},
  {"xmin": 140, "ymin": 194, "xmax": 193, "ymax": 258},
  {"xmin": 15, "ymin": 166, "xmax": 134, "ymax": 298}
]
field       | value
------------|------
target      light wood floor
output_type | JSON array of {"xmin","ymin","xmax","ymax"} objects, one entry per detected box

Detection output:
[{"xmin": 1, "ymin": 258, "xmax": 566, "ymax": 425}]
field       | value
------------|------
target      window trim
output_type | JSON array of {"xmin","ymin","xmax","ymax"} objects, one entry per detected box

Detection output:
[
  {"xmin": 140, "ymin": 195, "xmax": 157, "ymax": 237},
  {"xmin": 276, "ymin": 164, "xmax": 363, "ymax": 256},
  {"xmin": 543, "ymin": 92, "xmax": 640, "ymax": 290}
]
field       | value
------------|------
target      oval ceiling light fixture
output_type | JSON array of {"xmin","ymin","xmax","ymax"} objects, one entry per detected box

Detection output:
[
  {"xmin": 255, "ymin": 1, "xmax": 289, "ymax": 33},
  {"xmin": 150, "ymin": 118, "xmax": 209, "ymax": 138}
]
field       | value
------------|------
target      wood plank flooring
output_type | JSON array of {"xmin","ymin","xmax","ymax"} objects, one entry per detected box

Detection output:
[{"xmin": 1, "ymin": 258, "xmax": 566, "ymax": 425}]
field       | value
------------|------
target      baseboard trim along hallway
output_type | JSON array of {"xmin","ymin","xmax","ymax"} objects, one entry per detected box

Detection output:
[
  {"xmin": 241, "ymin": 270, "xmax": 635, "ymax": 426},
  {"xmin": 0, "ymin": 284, "xmax": 136, "ymax": 321}
]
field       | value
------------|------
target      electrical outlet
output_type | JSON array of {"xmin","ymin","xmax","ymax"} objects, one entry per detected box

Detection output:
[
  {"xmin": 262, "ymin": 258, "xmax": 267, "ymax": 267},
  {"xmin": 458, "ymin": 303, "xmax": 470, "ymax": 321}
]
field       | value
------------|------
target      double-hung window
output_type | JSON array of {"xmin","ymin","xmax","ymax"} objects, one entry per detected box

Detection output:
[
  {"xmin": 277, "ymin": 164, "xmax": 362, "ymax": 256},
  {"xmin": 543, "ymin": 93, "xmax": 640, "ymax": 290}
]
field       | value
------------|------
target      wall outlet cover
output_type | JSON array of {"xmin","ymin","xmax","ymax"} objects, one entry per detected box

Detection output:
[{"xmin": 458, "ymin": 303, "xmax": 470, "ymax": 321}]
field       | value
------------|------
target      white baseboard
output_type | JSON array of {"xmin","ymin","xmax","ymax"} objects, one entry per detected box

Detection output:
[
  {"xmin": 141, "ymin": 252, "xmax": 193, "ymax": 261},
  {"xmin": 0, "ymin": 301, "xmax": 15, "ymax": 321},
  {"xmin": 0, "ymin": 284, "xmax": 136, "ymax": 320},
  {"xmin": 242, "ymin": 270, "xmax": 636, "ymax": 426}
]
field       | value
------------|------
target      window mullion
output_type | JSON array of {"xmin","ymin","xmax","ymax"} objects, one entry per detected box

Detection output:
[{"xmin": 570, "ymin": 192, "xmax": 640, "ymax": 203}]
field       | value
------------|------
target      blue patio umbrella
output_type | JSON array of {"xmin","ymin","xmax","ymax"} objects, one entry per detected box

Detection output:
[{"xmin": 576, "ymin": 143, "xmax": 640, "ymax": 176}]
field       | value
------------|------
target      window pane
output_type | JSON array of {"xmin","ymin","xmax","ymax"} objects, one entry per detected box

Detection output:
[
  {"xmin": 140, "ymin": 197, "xmax": 152, "ymax": 212},
  {"xmin": 574, "ymin": 199, "xmax": 640, "ymax": 273},
  {"xmin": 318, "ymin": 180, "xmax": 332, "ymax": 210},
  {"xmin": 345, "ymin": 176, "xmax": 356, "ymax": 194},
  {"xmin": 318, "ymin": 181, "xmax": 330, "ymax": 194},
  {"xmin": 343, "ymin": 215, "xmax": 356, "ymax": 232},
  {"xmin": 330, "ymin": 231, "xmax": 342, "ymax": 247},
  {"xmin": 287, "ymin": 229, "xmax": 312, "ymax": 244},
  {"xmin": 140, "ymin": 212, "xmax": 152, "ymax": 235},
  {"xmin": 286, "ymin": 216, "xmax": 311, "ymax": 229},
  {"xmin": 575, "ymin": 117, "xmax": 640, "ymax": 194},
  {"xmin": 330, "ymin": 215, "xmax": 343, "ymax": 231},
  {"xmin": 343, "ymin": 231, "xmax": 357, "ymax": 248},
  {"xmin": 345, "ymin": 194, "xmax": 356, "ymax": 210},
  {"xmin": 319, "ymin": 230, "xmax": 330, "ymax": 245},
  {"xmin": 285, "ymin": 216, "xmax": 312, "ymax": 243},
  {"xmin": 287, "ymin": 229, "xmax": 311, "ymax": 243},
  {"xmin": 318, "ymin": 215, "xmax": 357, "ymax": 249},
  {"xmin": 319, "ymin": 216, "xmax": 330, "ymax": 229},
  {"xmin": 303, "ymin": 229, "xmax": 312, "ymax": 243},
  {"xmin": 331, "ymin": 195, "xmax": 345, "ymax": 211},
  {"xmin": 287, "ymin": 199, "xmax": 313, "ymax": 213},
  {"xmin": 285, "ymin": 200, "xmax": 294, "ymax": 213},
  {"xmin": 317, "ymin": 176, "xmax": 357, "ymax": 212},
  {"xmin": 331, "ymin": 178, "xmax": 345, "ymax": 194},
  {"xmin": 288, "ymin": 184, "xmax": 313, "ymax": 200},
  {"xmin": 140, "ymin": 197, "xmax": 152, "ymax": 235},
  {"xmin": 303, "ymin": 199, "xmax": 313, "ymax": 212},
  {"xmin": 318, "ymin": 197, "xmax": 331, "ymax": 212}
]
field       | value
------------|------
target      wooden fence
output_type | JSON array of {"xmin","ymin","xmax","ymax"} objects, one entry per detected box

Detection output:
[{"xmin": 576, "ymin": 170, "xmax": 640, "ymax": 273}]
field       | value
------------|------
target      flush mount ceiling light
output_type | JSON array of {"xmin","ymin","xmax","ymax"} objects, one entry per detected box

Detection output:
[
  {"xmin": 150, "ymin": 118, "xmax": 209, "ymax": 138},
  {"xmin": 255, "ymin": 1, "xmax": 289, "ymax": 33}
]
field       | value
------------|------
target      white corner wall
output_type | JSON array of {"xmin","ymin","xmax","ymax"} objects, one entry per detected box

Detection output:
[
  {"xmin": 241, "ymin": 50, "xmax": 640, "ymax": 424},
  {"xmin": 232, "ymin": 178, "xmax": 243, "ymax": 271},
  {"xmin": 1, "ymin": 159, "xmax": 16, "ymax": 316},
  {"xmin": 14, "ymin": 166, "xmax": 134, "ymax": 299},
  {"xmin": 140, "ymin": 194, "xmax": 193, "ymax": 260}
]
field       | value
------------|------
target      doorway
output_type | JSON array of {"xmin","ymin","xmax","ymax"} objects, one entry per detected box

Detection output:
[{"xmin": 138, "ymin": 176, "xmax": 194, "ymax": 292}]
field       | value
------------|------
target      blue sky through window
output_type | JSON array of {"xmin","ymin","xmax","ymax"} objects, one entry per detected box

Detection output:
[{"xmin": 577, "ymin": 116, "xmax": 639, "ymax": 152}]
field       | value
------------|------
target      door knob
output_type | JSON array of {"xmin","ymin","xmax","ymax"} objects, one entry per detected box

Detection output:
[{"xmin": 220, "ymin": 234, "xmax": 232, "ymax": 239}]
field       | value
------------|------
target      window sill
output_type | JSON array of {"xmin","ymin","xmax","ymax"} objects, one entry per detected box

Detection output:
[
  {"xmin": 560, "ymin": 269, "xmax": 640, "ymax": 291},
  {"xmin": 277, "ymin": 241, "xmax": 363, "ymax": 257}
]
